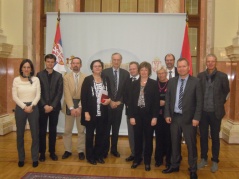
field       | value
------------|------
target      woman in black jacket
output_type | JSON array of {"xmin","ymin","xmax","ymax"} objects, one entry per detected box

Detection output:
[{"xmin": 81, "ymin": 59, "xmax": 111, "ymax": 165}]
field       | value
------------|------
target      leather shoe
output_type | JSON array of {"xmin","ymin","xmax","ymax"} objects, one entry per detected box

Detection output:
[
  {"xmin": 32, "ymin": 161, "xmax": 38, "ymax": 168},
  {"xmin": 18, "ymin": 161, "xmax": 24, "ymax": 167},
  {"xmin": 78, "ymin": 152, "xmax": 85, "ymax": 160},
  {"xmin": 162, "ymin": 167, "xmax": 179, "ymax": 173},
  {"xmin": 50, "ymin": 153, "xmax": 58, "ymax": 161},
  {"xmin": 155, "ymin": 161, "xmax": 163, "ymax": 167},
  {"xmin": 131, "ymin": 162, "xmax": 140, "ymax": 169},
  {"xmin": 62, "ymin": 151, "xmax": 72, "ymax": 159},
  {"xmin": 145, "ymin": 164, "xmax": 151, "ymax": 171},
  {"xmin": 111, "ymin": 151, "xmax": 120, "ymax": 157},
  {"xmin": 190, "ymin": 172, "xmax": 198, "ymax": 179},
  {"xmin": 126, "ymin": 155, "xmax": 134, "ymax": 162},
  {"xmin": 88, "ymin": 159, "xmax": 97, "ymax": 165},
  {"xmin": 39, "ymin": 153, "xmax": 45, "ymax": 162},
  {"xmin": 96, "ymin": 158, "xmax": 105, "ymax": 164}
]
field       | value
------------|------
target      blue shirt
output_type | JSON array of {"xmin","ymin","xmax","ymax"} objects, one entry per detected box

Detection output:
[{"xmin": 174, "ymin": 75, "xmax": 189, "ymax": 114}]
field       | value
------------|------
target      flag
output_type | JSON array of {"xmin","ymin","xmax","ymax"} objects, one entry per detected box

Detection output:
[
  {"xmin": 52, "ymin": 20, "xmax": 66, "ymax": 72},
  {"xmin": 181, "ymin": 22, "xmax": 193, "ymax": 75}
]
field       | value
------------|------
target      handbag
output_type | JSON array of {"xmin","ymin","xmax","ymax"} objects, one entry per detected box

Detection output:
[{"xmin": 66, "ymin": 99, "xmax": 80, "ymax": 115}]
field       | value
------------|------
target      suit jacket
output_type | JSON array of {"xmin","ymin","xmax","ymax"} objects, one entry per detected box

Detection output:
[
  {"xmin": 63, "ymin": 71, "xmax": 86, "ymax": 112},
  {"xmin": 197, "ymin": 70, "xmax": 230, "ymax": 120},
  {"xmin": 164, "ymin": 75, "xmax": 202, "ymax": 124},
  {"xmin": 37, "ymin": 69, "xmax": 63, "ymax": 111},
  {"xmin": 128, "ymin": 78, "xmax": 160, "ymax": 119},
  {"xmin": 102, "ymin": 67, "xmax": 129, "ymax": 106},
  {"xmin": 174, "ymin": 67, "xmax": 179, "ymax": 77},
  {"xmin": 81, "ymin": 74, "xmax": 111, "ymax": 126}
]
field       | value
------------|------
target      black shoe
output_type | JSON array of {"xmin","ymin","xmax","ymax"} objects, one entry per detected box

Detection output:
[
  {"xmin": 39, "ymin": 153, "xmax": 46, "ymax": 162},
  {"xmin": 50, "ymin": 153, "xmax": 58, "ymax": 161},
  {"xmin": 88, "ymin": 159, "xmax": 97, "ymax": 165},
  {"xmin": 190, "ymin": 172, "xmax": 198, "ymax": 179},
  {"xmin": 145, "ymin": 164, "xmax": 151, "ymax": 171},
  {"xmin": 111, "ymin": 151, "xmax": 120, "ymax": 157},
  {"xmin": 78, "ymin": 152, "xmax": 85, "ymax": 160},
  {"xmin": 126, "ymin": 155, "xmax": 134, "ymax": 162},
  {"xmin": 155, "ymin": 161, "xmax": 163, "ymax": 167},
  {"xmin": 96, "ymin": 158, "xmax": 105, "ymax": 164},
  {"xmin": 62, "ymin": 151, "xmax": 72, "ymax": 159},
  {"xmin": 32, "ymin": 161, "xmax": 38, "ymax": 168},
  {"xmin": 18, "ymin": 161, "xmax": 24, "ymax": 167},
  {"xmin": 162, "ymin": 167, "xmax": 179, "ymax": 173},
  {"xmin": 131, "ymin": 162, "xmax": 140, "ymax": 169}
]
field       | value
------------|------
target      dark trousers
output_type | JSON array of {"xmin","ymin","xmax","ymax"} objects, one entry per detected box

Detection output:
[
  {"xmin": 104, "ymin": 107, "xmax": 123, "ymax": 154},
  {"xmin": 85, "ymin": 116, "xmax": 106, "ymax": 160},
  {"xmin": 39, "ymin": 110, "xmax": 59, "ymax": 154},
  {"xmin": 15, "ymin": 105, "xmax": 39, "ymax": 162},
  {"xmin": 199, "ymin": 111, "xmax": 222, "ymax": 163},
  {"xmin": 154, "ymin": 114, "xmax": 171, "ymax": 165},
  {"xmin": 126, "ymin": 115, "xmax": 135, "ymax": 156},
  {"xmin": 170, "ymin": 113, "xmax": 197, "ymax": 172},
  {"xmin": 134, "ymin": 108, "xmax": 154, "ymax": 165}
]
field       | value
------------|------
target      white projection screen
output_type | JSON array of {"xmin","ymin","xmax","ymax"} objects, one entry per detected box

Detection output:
[{"xmin": 46, "ymin": 13, "xmax": 186, "ymax": 135}]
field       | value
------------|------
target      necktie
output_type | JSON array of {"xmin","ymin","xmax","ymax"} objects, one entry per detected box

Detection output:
[
  {"xmin": 132, "ymin": 77, "xmax": 136, "ymax": 82},
  {"xmin": 113, "ymin": 70, "xmax": 118, "ymax": 99},
  {"xmin": 178, "ymin": 79, "xmax": 185, "ymax": 110},
  {"xmin": 169, "ymin": 71, "xmax": 172, "ymax": 79},
  {"xmin": 75, "ymin": 74, "xmax": 78, "ymax": 92}
]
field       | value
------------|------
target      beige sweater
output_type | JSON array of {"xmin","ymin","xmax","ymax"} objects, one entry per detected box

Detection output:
[{"xmin": 12, "ymin": 76, "xmax": 41, "ymax": 109}]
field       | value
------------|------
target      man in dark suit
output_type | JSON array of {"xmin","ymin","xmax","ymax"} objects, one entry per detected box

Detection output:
[
  {"xmin": 165, "ymin": 53, "xmax": 179, "ymax": 79},
  {"xmin": 197, "ymin": 54, "xmax": 230, "ymax": 173},
  {"xmin": 102, "ymin": 52, "xmax": 129, "ymax": 157},
  {"xmin": 37, "ymin": 54, "xmax": 63, "ymax": 161},
  {"xmin": 124, "ymin": 61, "xmax": 140, "ymax": 162},
  {"xmin": 162, "ymin": 58, "xmax": 202, "ymax": 179}
]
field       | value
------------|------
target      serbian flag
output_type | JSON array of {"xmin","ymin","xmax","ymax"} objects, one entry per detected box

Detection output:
[
  {"xmin": 181, "ymin": 23, "xmax": 193, "ymax": 75},
  {"xmin": 52, "ymin": 20, "xmax": 66, "ymax": 72}
]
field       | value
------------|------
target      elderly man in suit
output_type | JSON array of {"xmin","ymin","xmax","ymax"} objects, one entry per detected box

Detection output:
[
  {"xmin": 102, "ymin": 52, "xmax": 129, "ymax": 158},
  {"xmin": 165, "ymin": 53, "xmax": 179, "ymax": 79},
  {"xmin": 62, "ymin": 57, "xmax": 86, "ymax": 160},
  {"xmin": 197, "ymin": 54, "xmax": 230, "ymax": 173},
  {"xmin": 37, "ymin": 54, "xmax": 63, "ymax": 162},
  {"xmin": 162, "ymin": 58, "xmax": 202, "ymax": 179}
]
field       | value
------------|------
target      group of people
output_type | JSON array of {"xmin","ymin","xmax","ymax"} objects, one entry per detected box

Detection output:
[{"xmin": 12, "ymin": 52, "xmax": 229, "ymax": 179}]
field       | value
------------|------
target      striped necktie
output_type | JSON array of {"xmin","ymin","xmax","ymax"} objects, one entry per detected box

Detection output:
[
  {"xmin": 178, "ymin": 79, "xmax": 185, "ymax": 110},
  {"xmin": 113, "ymin": 70, "xmax": 118, "ymax": 99}
]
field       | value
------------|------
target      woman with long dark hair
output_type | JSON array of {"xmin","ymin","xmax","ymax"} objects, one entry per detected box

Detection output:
[{"xmin": 12, "ymin": 59, "xmax": 41, "ymax": 167}]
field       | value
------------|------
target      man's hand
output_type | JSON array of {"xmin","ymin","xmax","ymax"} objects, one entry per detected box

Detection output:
[
  {"xmin": 130, "ymin": 118, "xmax": 136, "ymax": 125},
  {"xmin": 165, "ymin": 117, "xmax": 172, "ymax": 124},
  {"xmin": 44, "ymin": 105, "xmax": 53, "ymax": 113},
  {"xmin": 85, "ymin": 112, "xmax": 90, "ymax": 121},
  {"xmin": 151, "ymin": 118, "xmax": 157, "ymax": 126},
  {"xmin": 192, "ymin": 119, "xmax": 199, "ymax": 127}
]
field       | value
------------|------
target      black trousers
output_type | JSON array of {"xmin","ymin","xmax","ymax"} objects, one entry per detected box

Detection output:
[
  {"xmin": 39, "ymin": 110, "xmax": 60, "ymax": 154},
  {"xmin": 133, "ymin": 108, "xmax": 154, "ymax": 165},
  {"xmin": 104, "ymin": 107, "xmax": 123, "ymax": 154},
  {"xmin": 154, "ymin": 114, "xmax": 171, "ymax": 165},
  {"xmin": 199, "ymin": 111, "xmax": 222, "ymax": 163},
  {"xmin": 170, "ymin": 113, "xmax": 197, "ymax": 172},
  {"xmin": 85, "ymin": 116, "xmax": 106, "ymax": 160}
]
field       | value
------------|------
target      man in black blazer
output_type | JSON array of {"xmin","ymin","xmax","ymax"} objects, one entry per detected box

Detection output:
[
  {"xmin": 163, "ymin": 58, "xmax": 202, "ymax": 179},
  {"xmin": 37, "ymin": 54, "xmax": 63, "ymax": 161},
  {"xmin": 102, "ymin": 52, "xmax": 129, "ymax": 157},
  {"xmin": 165, "ymin": 53, "xmax": 179, "ymax": 79},
  {"xmin": 197, "ymin": 54, "xmax": 230, "ymax": 173}
]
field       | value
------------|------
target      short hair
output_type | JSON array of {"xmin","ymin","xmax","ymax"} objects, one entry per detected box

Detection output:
[
  {"xmin": 156, "ymin": 66, "xmax": 167, "ymax": 74},
  {"xmin": 111, "ymin": 52, "xmax": 122, "ymax": 60},
  {"xmin": 177, "ymin": 58, "xmax": 189, "ymax": 66},
  {"xmin": 205, "ymin": 54, "xmax": 217, "ymax": 62},
  {"xmin": 129, "ymin": 61, "xmax": 139, "ymax": 69},
  {"xmin": 19, "ymin": 59, "xmax": 35, "ymax": 77},
  {"xmin": 72, "ymin": 57, "xmax": 82, "ymax": 64},
  {"xmin": 139, "ymin": 61, "xmax": 152, "ymax": 76},
  {"xmin": 164, "ymin": 53, "xmax": 175, "ymax": 61},
  {"xmin": 90, "ymin": 59, "xmax": 104, "ymax": 71},
  {"xmin": 44, "ymin": 54, "xmax": 56, "ymax": 62}
]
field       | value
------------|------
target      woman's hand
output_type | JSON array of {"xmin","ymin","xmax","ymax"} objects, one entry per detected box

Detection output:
[
  {"xmin": 160, "ymin": 100, "xmax": 165, "ymax": 106},
  {"xmin": 85, "ymin": 112, "xmax": 91, "ymax": 121},
  {"xmin": 130, "ymin": 118, "xmax": 136, "ymax": 125},
  {"xmin": 102, "ymin": 98, "xmax": 111, "ymax": 105},
  {"xmin": 151, "ymin": 118, "xmax": 157, "ymax": 126},
  {"xmin": 24, "ymin": 106, "xmax": 33, "ymax": 113}
]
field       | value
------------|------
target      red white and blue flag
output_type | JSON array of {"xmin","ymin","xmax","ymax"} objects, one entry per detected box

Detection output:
[
  {"xmin": 52, "ymin": 20, "xmax": 66, "ymax": 72},
  {"xmin": 181, "ymin": 22, "xmax": 193, "ymax": 75}
]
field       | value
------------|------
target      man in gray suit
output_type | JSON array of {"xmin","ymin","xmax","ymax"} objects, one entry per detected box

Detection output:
[
  {"xmin": 162, "ymin": 58, "xmax": 202, "ymax": 179},
  {"xmin": 102, "ymin": 52, "xmax": 129, "ymax": 158},
  {"xmin": 197, "ymin": 54, "xmax": 230, "ymax": 173}
]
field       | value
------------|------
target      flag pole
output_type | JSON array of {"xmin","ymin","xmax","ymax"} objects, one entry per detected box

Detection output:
[{"xmin": 57, "ymin": 9, "xmax": 61, "ymax": 22}]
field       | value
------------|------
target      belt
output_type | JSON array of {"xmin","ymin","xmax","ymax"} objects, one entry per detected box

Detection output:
[
  {"xmin": 174, "ymin": 112, "xmax": 182, "ymax": 115},
  {"xmin": 138, "ymin": 105, "xmax": 145, "ymax": 108},
  {"xmin": 24, "ymin": 102, "xmax": 32, "ymax": 106}
]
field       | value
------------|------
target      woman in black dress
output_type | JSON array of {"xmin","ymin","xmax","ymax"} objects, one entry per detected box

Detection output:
[{"xmin": 81, "ymin": 59, "xmax": 111, "ymax": 165}]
